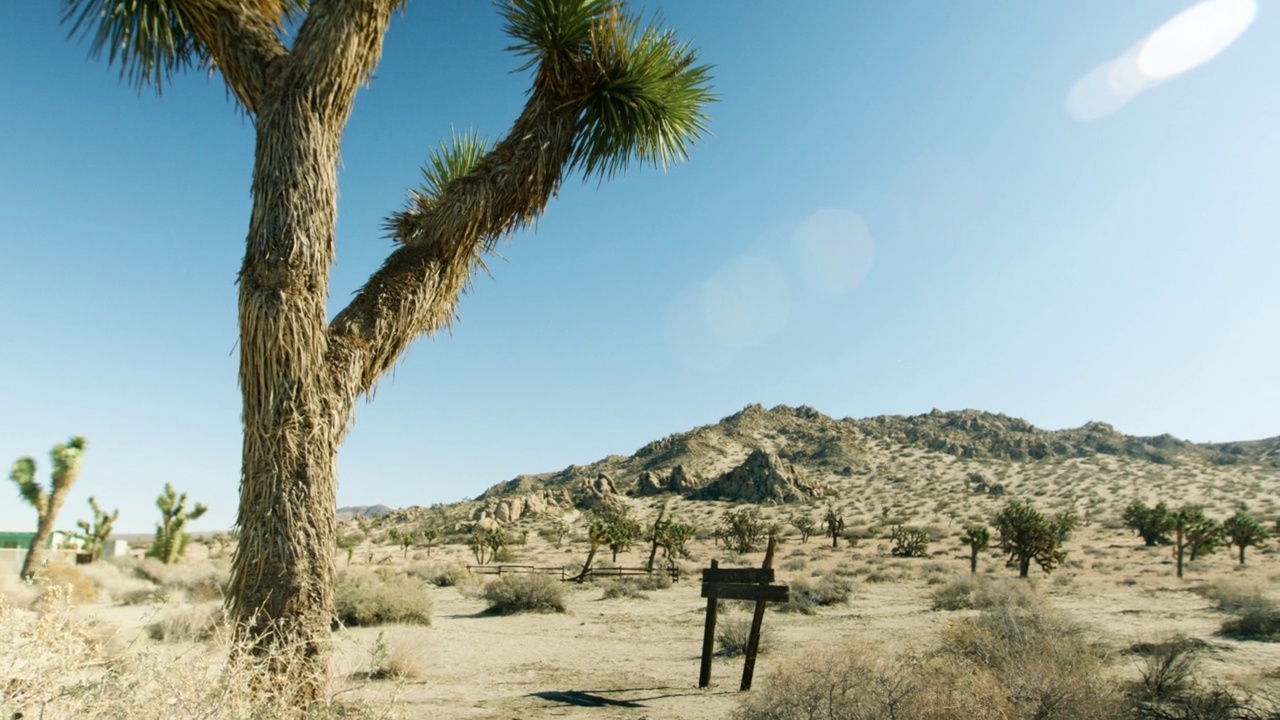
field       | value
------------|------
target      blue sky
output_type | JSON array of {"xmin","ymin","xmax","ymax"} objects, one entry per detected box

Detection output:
[{"xmin": 2, "ymin": 1, "xmax": 1277, "ymax": 533}]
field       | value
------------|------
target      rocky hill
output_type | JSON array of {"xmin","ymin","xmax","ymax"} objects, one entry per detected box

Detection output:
[{"xmin": 460, "ymin": 404, "xmax": 1278, "ymax": 525}]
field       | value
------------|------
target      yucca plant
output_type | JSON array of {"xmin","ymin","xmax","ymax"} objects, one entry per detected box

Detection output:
[
  {"xmin": 75, "ymin": 496, "xmax": 119, "ymax": 563},
  {"xmin": 59, "ymin": 0, "xmax": 711, "ymax": 704},
  {"xmin": 9, "ymin": 437, "xmax": 88, "ymax": 580},
  {"xmin": 146, "ymin": 483, "xmax": 208, "ymax": 564}
]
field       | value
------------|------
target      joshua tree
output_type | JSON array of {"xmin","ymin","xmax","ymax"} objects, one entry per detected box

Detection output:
[
  {"xmin": 1170, "ymin": 506, "xmax": 1219, "ymax": 579},
  {"xmin": 823, "ymin": 504, "xmax": 845, "ymax": 548},
  {"xmin": 60, "ymin": 0, "xmax": 711, "ymax": 697},
  {"xmin": 469, "ymin": 527, "xmax": 507, "ymax": 565},
  {"xmin": 577, "ymin": 505, "xmax": 637, "ymax": 579},
  {"xmin": 1222, "ymin": 512, "xmax": 1270, "ymax": 565},
  {"xmin": 889, "ymin": 525, "xmax": 930, "ymax": 558},
  {"xmin": 147, "ymin": 483, "xmax": 208, "ymax": 564},
  {"xmin": 418, "ymin": 525, "xmax": 441, "ymax": 557},
  {"xmin": 1123, "ymin": 500, "xmax": 1174, "ymax": 547},
  {"xmin": 994, "ymin": 501, "xmax": 1072, "ymax": 578},
  {"xmin": 76, "ymin": 496, "xmax": 119, "ymax": 562},
  {"xmin": 719, "ymin": 507, "xmax": 765, "ymax": 553},
  {"xmin": 9, "ymin": 437, "xmax": 88, "ymax": 580},
  {"xmin": 789, "ymin": 514, "xmax": 817, "ymax": 544},
  {"xmin": 960, "ymin": 524, "xmax": 990, "ymax": 574}
]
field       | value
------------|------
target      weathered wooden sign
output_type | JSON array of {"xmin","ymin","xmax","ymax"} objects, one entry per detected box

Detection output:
[
  {"xmin": 697, "ymin": 537, "xmax": 789, "ymax": 691},
  {"xmin": 700, "ymin": 582, "xmax": 789, "ymax": 602}
]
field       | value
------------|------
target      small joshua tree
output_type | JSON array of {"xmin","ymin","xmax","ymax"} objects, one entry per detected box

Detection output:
[
  {"xmin": 10, "ymin": 436, "xmax": 88, "ymax": 580},
  {"xmin": 1123, "ymin": 500, "xmax": 1174, "ymax": 547},
  {"xmin": 469, "ymin": 527, "xmax": 507, "ymax": 565},
  {"xmin": 418, "ymin": 525, "xmax": 441, "ymax": 557},
  {"xmin": 76, "ymin": 496, "xmax": 119, "ymax": 562},
  {"xmin": 890, "ymin": 525, "xmax": 930, "ymax": 558},
  {"xmin": 789, "ymin": 514, "xmax": 817, "ymax": 544},
  {"xmin": 960, "ymin": 524, "xmax": 991, "ymax": 574},
  {"xmin": 994, "ymin": 501, "xmax": 1071, "ymax": 578},
  {"xmin": 1171, "ymin": 506, "xmax": 1219, "ymax": 579},
  {"xmin": 1223, "ymin": 512, "xmax": 1270, "ymax": 565},
  {"xmin": 823, "ymin": 504, "xmax": 845, "ymax": 548},
  {"xmin": 719, "ymin": 507, "xmax": 765, "ymax": 553},
  {"xmin": 147, "ymin": 483, "xmax": 208, "ymax": 564}
]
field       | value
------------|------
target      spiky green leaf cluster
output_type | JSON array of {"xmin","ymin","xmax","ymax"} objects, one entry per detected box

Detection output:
[
  {"xmin": 500, "ymin": 0, "xmax": 714, "ymax": 180},
  {"xmin": 571, "ymin": 11, "xmax": 713, "ymax": 179},
  {"xmin": 413, "ymin": 129, "xmax": 493, "ymax": 205},
  {"xmin": 61, "ymin": 0, "xmax": 204, "ymax": 93},
  {"xmin": 500, "ymin": 0, "xmax": 612, "ymax": 62},
  {"xmin": 9, "ymin": 458, "xmax": 42, "ymax": 509}
]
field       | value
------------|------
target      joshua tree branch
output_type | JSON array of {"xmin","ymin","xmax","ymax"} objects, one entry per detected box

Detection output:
[
  {"xmin": 174, "ymin": 0, "xmax": 289, "ymax": 115},
  {"xmin": 325, "ymin": 68, "xmax": 583, "ymax": 431}
]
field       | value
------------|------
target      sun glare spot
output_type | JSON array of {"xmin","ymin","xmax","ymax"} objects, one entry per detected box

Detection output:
[
  {"xmin": 1138, "ymin": 0, "xmax": 1257, "ymax": 79},
  {"xmin": 1066, "ymin": 0, "xmax": 1257, "ymax": 121},
  {"xmin": 792, "ymin": 208, "xmax": 875, "ymax": 297}
]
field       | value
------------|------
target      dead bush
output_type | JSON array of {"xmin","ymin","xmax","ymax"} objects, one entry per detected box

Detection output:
[
  {"xmin": 147, "ymin": 603, "xmax": 223, "ymax": 642},
  {"xmin": 716, "ymin": 615, "xmax": 773, "ymax": 657},
  {"xmin": 930, "ymin": 575, "xmax": 1041, "ymax": 611}
]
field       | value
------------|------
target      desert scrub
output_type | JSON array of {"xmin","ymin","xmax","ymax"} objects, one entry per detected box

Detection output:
[
  {"xmin": 130, "ymin": 557, "xmax": 227, "ymax": 602},
  {"xmin": 147, "ymin": 603, "xmax": 223, "ymax": 642},
  {"xmin": 0, "ymin": 589, "xmax": 398, "ymax": 719},
  {"xmin": 601, "ymin": 579, "xmax": 648, "ymax": 600},
  {"xmin": 334, "ymin": 569, "xmax": 433, "ymax": 627},
  {"xmin": 357, "ymin": 629, "xmax": 427, "ymax": 681},
  {"xmin": 777, "ymin": 575, "xmax": 852, "ymax": 614},
  {"xmin": 35, "ymin": 562, "xmax": 101, "ymax": 604},
  {"xmin": 930, "ymin": 575, "xmax": 1041, "ymax": 611},
  {"xmin": 716, "ymin": 615, "xmax": 773, "ymax": 657},
  {"xmin": 481, "ymin": 573, "xmax": 567, "ymax": 615}
]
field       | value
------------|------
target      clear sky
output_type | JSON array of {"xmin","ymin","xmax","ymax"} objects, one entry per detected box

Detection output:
[{"xmin": 2, "ymin": 1, "xmax": 1277, "ymax": 534}]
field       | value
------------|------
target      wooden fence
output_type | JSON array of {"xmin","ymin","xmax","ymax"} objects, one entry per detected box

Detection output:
[{"xmin": 466, "ymin": 564, "xmax": 680, "ymax": 583}]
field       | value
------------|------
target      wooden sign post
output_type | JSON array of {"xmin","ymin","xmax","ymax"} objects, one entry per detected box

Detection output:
[{"xmin": 697, "ymin": 538, "xmax": 788, "ymax": 690}]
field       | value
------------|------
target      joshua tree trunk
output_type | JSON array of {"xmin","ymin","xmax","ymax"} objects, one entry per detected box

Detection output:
[
  {"xmin": 21, "ymin": 498, "xmax": 66, "ymax": 581},
  {"xmin": 1175, "ymin": 526, "xmax": 1186, "ymax": 579},
  {"xmin": 969, "ymin": 547, "xmax": 979, "ymax": 574},
  {"xmin": 1018, "ymin": 556, "xmax": 1031, "ymax": 578},
  {"xmin": 1238, "ymin": 545, "xmax": 1247, "ymax": 565}
]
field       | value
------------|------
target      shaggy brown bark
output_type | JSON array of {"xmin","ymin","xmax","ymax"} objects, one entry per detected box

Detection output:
[{"xmin": 220, "ymin": 0, "xmax": 589, "ymax": 706}]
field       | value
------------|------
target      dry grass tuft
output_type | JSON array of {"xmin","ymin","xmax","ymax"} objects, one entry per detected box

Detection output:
[{"xmin": 335, "ymin": 568, "xmax": 433, "ymax": 627}]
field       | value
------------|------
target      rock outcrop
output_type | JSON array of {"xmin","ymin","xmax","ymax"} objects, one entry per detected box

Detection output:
[
  {"xmin": 694, "ymin": 449, "xmax": 821, "ymax": 504},
  {"xmin": 573, "ymin": 472, "xmax": 622, "ymax": 510}
]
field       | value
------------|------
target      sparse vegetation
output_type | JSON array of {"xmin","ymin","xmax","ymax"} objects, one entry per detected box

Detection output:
[
  {"xmin": 776, "ymin": 574, "xmax": 852, "ymax": 614},
  {"xmin": 75, "ymin": 496, "xmax": 119, "ymax": 563},
  {"xmin": 789, "ymin": 513, "xmax": 816, "ymax": 544},
  {"xmin": 334, "ymin": 569, "xmax": 433, "ymax": 627},
  {"xmin": 481, "ymin": 573, "xmax": 567, "ymax": 615},
  {"xmin": 1123, "ymin": 500, "xmax": 1174, "ymax": 546}
]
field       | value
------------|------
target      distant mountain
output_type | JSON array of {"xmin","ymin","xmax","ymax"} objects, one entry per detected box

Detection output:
[
  {"xmin": 476, "ymin": 404, "xmax": 1279, "ymax": 503},
  {"xmin": 336, "ymin": 505, "xmax": 393, "ymax": 521}
]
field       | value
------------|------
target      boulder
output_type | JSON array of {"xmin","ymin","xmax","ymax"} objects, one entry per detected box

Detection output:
[
  {"xmin": 668, "ymin": 464, "xmax": 703, "ymax": 493},
  {"xmin": 635, "ymin": 470, "xmax": 666, "ymax": 496},
  {"xmin": 694, "ymin": 449, "xmax": 821, "ymax": 504},
  {"xmin": 574, "ymin": 472, "xmax": 622, "ymax": 510}
]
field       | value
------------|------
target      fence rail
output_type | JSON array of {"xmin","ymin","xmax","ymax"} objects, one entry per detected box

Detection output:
[{"xmin": 465, "ymin": 564, "xmax": 680, "ymax": 583}]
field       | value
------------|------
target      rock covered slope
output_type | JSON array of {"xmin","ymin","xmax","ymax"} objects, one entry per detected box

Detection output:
[{"xmin": 472, "ymin": 404, "xmax": 1279, "ymax": 519}]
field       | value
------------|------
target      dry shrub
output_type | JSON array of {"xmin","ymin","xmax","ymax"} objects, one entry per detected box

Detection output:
[
  {"xmin": 716, "ymin": 615, "xmax": 773, "ymax": 657},
  {"xmin": 601, "ymin": 579, "xmax": 648, "ymax": 600},
  {"xmin": 939, "ymin": 598, "xmax": 1124, "ymax": 719},
  {"xmin": 0, "ymin": 591, "xmax": 396, "ymax": 719},
  {"xmin": 930, "ymin": 575, "xmax": 1040, "ymax": 611},
  {"xmin": 130, "ymin": 558, "xmax": 226, "ymax": 602},
  {"xmin": 78, "ymin": 559, "xmax": 158, "ymax": 604},
  {"xmin": 335, "ymin": 568, "xmax": 433, "ymax": 627},
  {"xmin": 0, "ymin": 572, "xmax": 40, "ymax": 608},
  {"xmin": 1194, "ymin": 581, "xmax": 1280, "ymax": 642},
  {"xmin": 732, "ymin": 642, "xmax": 1015, "ymax": 720},
  {"xmin": 481, "ymin": 573, "xmax": 566, "ymax": 615},
  {"xmin": 35, "ymin": 562, "xmax": 101, "ymax": 604},
  {"xmin": 359, "ymin": 628, "xmax": 427, "ymax": 681},
  {"xmin": 408, "ymin": 563, "xmax": 471, "ymax": 588},
  {"xmin": 776, "ymin": 574, "xmax": 852, "ymax": 614},
  {"xmin": 147, "ymin": 603, "xmax": 223, "ymax": 642}
]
